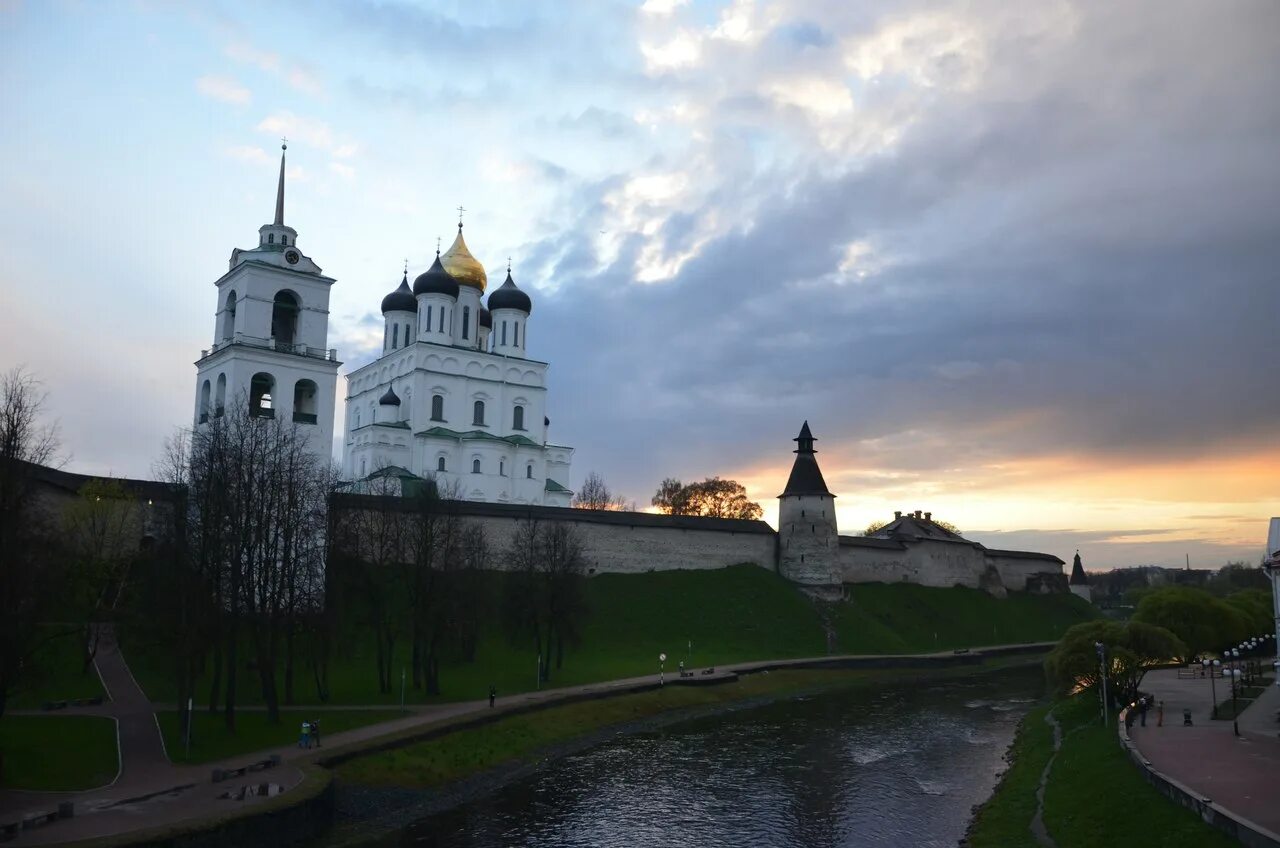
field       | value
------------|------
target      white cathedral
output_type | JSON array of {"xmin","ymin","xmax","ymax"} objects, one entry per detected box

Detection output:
[{"xmin": 194, "ymin": 146, "xmax": 574, "ymax": 506}]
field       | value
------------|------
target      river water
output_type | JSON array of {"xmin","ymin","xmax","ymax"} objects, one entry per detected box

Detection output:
[{"xmin": 390, "ymin": 670, "xmax": 1040, "ymax": 848}]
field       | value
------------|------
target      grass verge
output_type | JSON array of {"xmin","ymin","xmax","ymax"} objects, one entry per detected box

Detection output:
[
  {"xmin": 970, "ymin": 693, "xmax": 1238, "ymax": 848},
  {"xmin": 6, "ymin": 629, "xmax": 105, "ymax": 710},
  {"xmin": 155, "ymin": 709, "xmax": 410, "ymax": 765},
  {"xmin": 0, "ymin": 715, "xmax": 118, "ymax": 791},
  {"xmin": 964, "ymin": 704, "xmax": 1052, "ymax": 848}
]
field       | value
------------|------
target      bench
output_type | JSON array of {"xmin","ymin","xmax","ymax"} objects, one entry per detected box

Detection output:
[{"xmin": 211, "ymin": 754, "xmax": 281, "ymax": 783}]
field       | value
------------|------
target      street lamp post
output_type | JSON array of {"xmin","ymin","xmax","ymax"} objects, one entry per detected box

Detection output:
[
  {"xmin": 659, "ymin": 652, "xmax": 666, "ymax": 687},
  {"xmin": 1225, "ymin": 667, "xmax": 1242, "ymax": 737},
  {"xmin": 1203, "ymin": 658, "xmax": 1221, "ymax": 718},
  {"xmin": 1095, "ymin": 641, "xmax": 1109, "ymax": 727}
]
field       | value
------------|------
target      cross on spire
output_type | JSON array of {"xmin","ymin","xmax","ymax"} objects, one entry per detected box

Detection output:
[
  {"xmin": 456, "ymin": 205, "xmax": 466, "ymax": 229},
  {"xmin": 507, "ymin": 256, "xmax": 512, "ymax": 274},
  {"xmin": 436, "ymin": 236, "xmax": 441, "ymax": 256}
]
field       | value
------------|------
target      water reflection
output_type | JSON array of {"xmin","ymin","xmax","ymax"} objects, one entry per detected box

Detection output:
[{"xmin": 400, "ymin": 672, "xmax": 1039, "ymax": 848}]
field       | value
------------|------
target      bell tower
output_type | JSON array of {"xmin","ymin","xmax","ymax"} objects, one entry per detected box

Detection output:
[
  {"xmin": 777, "ymin": 421, "xmax": 839, "ymax": 586},
  {"xmin": 193, "ymin": 142, "xmax": 341, "ymax": 461}
]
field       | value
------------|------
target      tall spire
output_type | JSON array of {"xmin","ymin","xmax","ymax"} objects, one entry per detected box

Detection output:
[
  {"xmin": 780, "ymin": 421, "xmax": 832, "ymax": 497},
  {"xmin": 274, "ymin": 139, "xmax": 287, "ymax": 226}
]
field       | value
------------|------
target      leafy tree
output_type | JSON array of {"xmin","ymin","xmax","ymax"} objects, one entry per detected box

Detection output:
[
  {"xmin": 651, "ymin": 477, "xmax": 762, "ymax": 520},
  {"xmin": 1044, "ymin": 620, "xmax": 1186, "ymax": 706},
  {"xmin": 1223, "ymin": 589, "xmax": 1273, "ymax": 636},
  {"xmin": 572, "ymin": 471, "xmax": 632, "ymax": 511},
  {"xmin": 1207, "ymin": 562, "xmax": 1270, "ymax": 596},
  {"xmin": 651, "ymin": 478, "xmax": 684, "ymax": 513},
  {"xmin": 1131, "ymin": 586, "xmax": 1250, "ymax": 659}
]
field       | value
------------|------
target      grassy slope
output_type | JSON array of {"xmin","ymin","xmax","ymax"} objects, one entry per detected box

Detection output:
[
  {"xmin": 970, "ymin": 694, "xmax": 1237, "ymax": 848},
  {"xmin": 7, "ymin": 630, "xmax": 104, "ymax": 710},
  {"xmin": 0, "ymin": 715, "xmax": 118, "ymax": 791},
  {"xmin": 965, "ymin": 704, "xmax": 1052, "ymax": 848},
  {"xmin": 128, "ymin": 566, "xmax": 1095, "ymax": 707},
  {"xmin": 154, "ymin": 709, "xmax": 410, "ymax": 765}
]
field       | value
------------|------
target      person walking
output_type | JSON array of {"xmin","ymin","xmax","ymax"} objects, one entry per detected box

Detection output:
[
  {"xmin": 1139, "ymin": 697, "xmax": 1147, "ymax": 727},
  {"xmin": 311, "ymin": 718, "xmax": 321, "ymax": 748},
  {"xmin": 299, "ymin": 719, "xmax": 310, "ymax": 749},
  {"xmin": 489, "ymin": 685, "xmax": 496, "ymax": 708},
  {"xmin": 1157, "ymin": 700, "xmax": 1164, "ymax": 727}
]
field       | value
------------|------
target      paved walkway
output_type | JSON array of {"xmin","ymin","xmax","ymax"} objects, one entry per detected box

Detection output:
[
  {"xmin": 0, "ymin": 642, "xmax": 1048, "ymax": 846},
  {"xmin": 1129, "ymin": 665, "xmax": 1280, "ymax": 837}
]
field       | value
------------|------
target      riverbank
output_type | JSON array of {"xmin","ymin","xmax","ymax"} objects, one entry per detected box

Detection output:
[
  {"xmin": 321, "ymin": 656, "xmax": 1045, "ymax": 848},
  {"xmin": 965, "ymin": 693, "xmax": 1239, "ymax": 848}
]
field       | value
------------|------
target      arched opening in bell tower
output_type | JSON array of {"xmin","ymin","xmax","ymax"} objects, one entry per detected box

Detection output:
[
  {"xmin": 250, "ymin": 372, "xmax": 276, "ymax": 418},
  {"xmin": 214, "ymin": 373, "xmax": 226, "ymax": 416},
  {"xmin": 271, "ymin": 291, "xmax": 300, "ymax": 346},
  {"xmin": 293, "ymin": 379, "xmax": 318, "ymax": 424},
  {"xmin": 223, "ymin": 291, "xmax": 237, "ymax": 341}
]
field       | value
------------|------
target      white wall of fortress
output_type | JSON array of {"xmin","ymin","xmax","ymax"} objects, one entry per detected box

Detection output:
[
  {"xmin": 461, "ymin": 512, "xmax": 777, "ymax": 574},
  {"xmin": 835, "ymin": 539, "xmax": 1059, "ymax": 594}
]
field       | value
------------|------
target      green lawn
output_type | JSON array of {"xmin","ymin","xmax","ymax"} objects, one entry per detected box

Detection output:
[
  {"xmin": 155, "ymin": 709, "xmax": 410, "ymax": 765},
  {"xmin": 0, "ymin": 715, "xmax": 118, "ymax": 791},
  {"xmin": 6, "ymin": 628, "xmax": 105, "ymax": 710},
  {"xmin": 125, "ymin": 566, "xmax": 1096, "ymax": 708},
  {"xmin": 965, "ymin": 704, "xmax": 1052, "ymax": 848}
]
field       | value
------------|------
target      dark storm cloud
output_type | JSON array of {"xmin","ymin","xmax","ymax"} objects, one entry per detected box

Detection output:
[{"xmin": 514, "ymin": 2, "xmax": 1280, "ymax": 497}]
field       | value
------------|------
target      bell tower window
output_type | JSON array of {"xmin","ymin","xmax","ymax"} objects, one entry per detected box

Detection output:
[{"xmin": 271, "ymin": 291, "xmax": 299, "ymax": 345}]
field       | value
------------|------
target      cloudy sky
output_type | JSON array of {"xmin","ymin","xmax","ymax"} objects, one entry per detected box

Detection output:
[{"xmin": 2, "ymin": 0, "xmax": 1278, "ymax": 570}]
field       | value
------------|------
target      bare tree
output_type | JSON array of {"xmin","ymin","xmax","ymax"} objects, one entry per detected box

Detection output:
[
  {"xmin": 572, "ymin": 471, "xmax": 633, "ymax": 511},
  {"xmin": 0, "ymin": 367, "xmax": 63, "ymax": 718},
  {"xmin": 502, "ymin": 519, "xmax": 587, "ymax": 682},
  {"xmin": 63, "ymin": 478, "xmax": 140, "ymax": 670}
]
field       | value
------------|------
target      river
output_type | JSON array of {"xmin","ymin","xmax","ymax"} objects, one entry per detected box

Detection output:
[{"xmin": 383, "ymin": 669, "xmax": 1040, "ymax": 847}]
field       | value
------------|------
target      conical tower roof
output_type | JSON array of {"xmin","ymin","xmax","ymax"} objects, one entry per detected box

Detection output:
[
  {"xmin": 1070, "ymin": 551, "xmax": 1088, "ymax": 585},
  {"xmin": 780, "ymin": 420, "xmax": 832, "ymax": 497}
]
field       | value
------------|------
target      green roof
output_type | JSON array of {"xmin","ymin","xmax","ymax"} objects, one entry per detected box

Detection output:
[
  {"xmin": 416, "ymin": 426, "xmax": 540, "ymax": 448},
  {"xmin": 544, "ymin": 478, "xmax": 572, "ymax": 494}
]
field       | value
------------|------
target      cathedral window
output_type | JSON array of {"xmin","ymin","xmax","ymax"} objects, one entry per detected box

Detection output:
[
  {"xmin": 437, "ymin": 457, "xmax": 446, "ymax": 472},
  {"xmin": 514, "ymin": 322, "xmax": 519, "ymax": 347},
  {"xmin": 355, "ymin": 408, "xmax": 361, "ymax": 428},
  {"xmin": 271, "ymin": 291, "xmax": 299, "ymax": 345},
  {"xmin": 361, "ymin": 459, "xmax": 366, "ymax": 477},
  {"xmin": 431, "ymin": 394, "xmax": 444, "ymax": 421},
  {"xmin": 392, "ymin": 324, "xmax": 399, "ymax": 349},
  {"xmin": 501, "ymin": 321, "xmax": 507, "ymax": 346},
  {"xmin": 473, "ymin": 400, "xmax": 485, "ymax": 425},
  {"xmin": 512, "ymin": 405, "xmax": 525, "ymax": 430},
  {"xmin": 499, "ymin": 460, "xmax": 505, "ymax": 476},
  {"xmin": 462, "ymin": 306, "xmax": 470, "ymax": 340},
  {"xmin": 526, "ymin": 463, "xmax": 534, "ymax": 479},
  {"xmin": 472, "ymin": 458, "xmax": 481, "ymax": 474},
  {"xmin": 439, "ymin": 309, "xmax": 445, "ymax": 333},
  {"xmin": 425, "ymin": 305, "xmax": 433, "ymax": 333}
]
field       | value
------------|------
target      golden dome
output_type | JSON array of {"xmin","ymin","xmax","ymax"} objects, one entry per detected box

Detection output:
[{"xmin": 440, "ymin": 227, "xmax": 487, "ymax": 293}]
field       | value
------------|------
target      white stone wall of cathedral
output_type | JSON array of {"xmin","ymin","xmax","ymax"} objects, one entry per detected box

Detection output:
[
  {"xmin": 453, "ymin": 287, "xmax": 483, "ymax": 349},
  {"xmin": 383, "ymin": 309, "xmax": 416, "ymax": 354},
  {"xmin": 490, "ymin": 308, "xmax": 527, "ymax": 357}
]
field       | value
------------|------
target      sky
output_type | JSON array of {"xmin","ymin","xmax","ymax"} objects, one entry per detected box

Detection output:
[{"xmin": 1, "ymin": 0, "xmax": 1278, "ymax": 571}]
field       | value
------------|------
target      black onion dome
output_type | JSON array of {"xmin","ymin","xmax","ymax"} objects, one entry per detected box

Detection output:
[
  {"xmin": 379, "ymin": 385, "xmax": 401, "ymax": 406},
  {"xmin": 479, "ymin": 306, "xmax": 492, "ymax": 328},
  {"xmin": 413, "ymin": 254, "xmax": 460, "ymax": 298},
  {"xmin": 487, "ymin": 271, "xmax": 532, "ymax": 314},
  {"xmin": 381, "ymin": 273, "xmax": 417, "ymax": 314}
]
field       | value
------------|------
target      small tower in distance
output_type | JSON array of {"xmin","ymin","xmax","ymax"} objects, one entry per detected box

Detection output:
[
  {"xmin": 1069, "ymin": 550, "xmax": 1092, "ymax": 603},
  {"xmin": 777, "ymin": 421, "xmax": 839, "ymax": 587}
]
